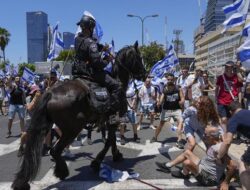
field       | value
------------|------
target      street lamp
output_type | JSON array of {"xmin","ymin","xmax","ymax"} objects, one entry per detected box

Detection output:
[{"xmin": 127, "ymin": 14, "xmax": 159, "ymax": 46}]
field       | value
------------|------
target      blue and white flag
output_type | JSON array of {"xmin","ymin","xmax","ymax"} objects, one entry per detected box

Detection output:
[
  {"xmin": 12, "ymin": 65, "xmax": 18, "ymax": 76},
  {"xmin": 5, "ymin": 63, "xmax": 11, "ymax": 75},
  {"xmin": 150, "ymin": 45, "xmax": 179, "ymax": 79},
  {"xmin": 242, "ymin": 22, "xmax": 250, "ymax": 37},
  {"xmin": 127, "ymin": 79, "xmax": 143, "ymax": 97},
  {"xmin": 47, "ymin": 23, "xmax": 64, "ymax": 62},
  {"xmin": 104, "ymin": 40, "xmax": 115, "ymax": 73},
  {"xmin": 75, "ymin": 11, "xmax": 104, "ymax": 42},
  {"xmin": 22, "ymin": 67, "xmax": 35, "ymax": 84},
  {"xmin": 222, "ymin": 0, "xmax": 250, "ymax": 33},
  {"xmin": 0, "ymin": 69, "xmax": 5, "ymax": 78},
  {"xmin": 237, "ymin": 37, "xmax": 250, "ymax": 69}
]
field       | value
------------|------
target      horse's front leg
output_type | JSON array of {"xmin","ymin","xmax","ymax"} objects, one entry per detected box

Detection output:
[
  {"xmin": 91, "ymin": 132, "xmax": 111, "ymax": 171},
  {"xmin": 110, "ymin": 124, "xmax": 123, "ymax": 162}
]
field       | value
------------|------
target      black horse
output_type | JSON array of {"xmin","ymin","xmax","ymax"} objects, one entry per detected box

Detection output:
[{"xmin": 12, "ymin": 41, "xmax": 146, "ymax": 190}]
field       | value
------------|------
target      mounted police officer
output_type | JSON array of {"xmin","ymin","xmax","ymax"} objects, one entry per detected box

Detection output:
[{"xmin": 73, "ymin": 14, "xmax": 127, "ymax": 117}]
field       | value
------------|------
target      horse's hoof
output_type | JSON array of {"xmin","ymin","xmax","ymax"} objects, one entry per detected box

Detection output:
[
  {"xmin": 54, "ymin": 159, "xmax": 69, "ymax": 180},
  {"xmin": 90, "ymin": 160, "xmax": 100, "ymax": 172},
  {"xmin": 12, "ymin": 182, "xmax": 30, "ymax": 190},
  {"xmin": 113, "ymin": 152, "xmax": 123, "ymax": 162}
]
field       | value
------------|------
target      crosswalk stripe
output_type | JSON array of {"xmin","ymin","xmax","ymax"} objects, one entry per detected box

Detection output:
[
  {"xmin": 0, "ymin": 139, "xmax": 20, "ymax": 156},
  {"xmin": 0, "ymin": 178, "xmax": 207, "ymax": 190}
]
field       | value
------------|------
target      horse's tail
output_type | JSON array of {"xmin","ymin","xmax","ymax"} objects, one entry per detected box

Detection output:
[{"xmin": 12, "ymin": 92, "xmax": 52, "ymax": 188}]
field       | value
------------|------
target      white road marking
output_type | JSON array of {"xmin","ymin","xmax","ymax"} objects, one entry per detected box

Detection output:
[
  {"xmin": 117, "ymin": 139, "xmax": 182, "ymax": 156},
  {"xmin": 0, "ymin": 139, "xmax": 20, "ymax": 156},
  {"xmin": 0, "ymin": 178, "xmax": 203, "ymax": 190}
]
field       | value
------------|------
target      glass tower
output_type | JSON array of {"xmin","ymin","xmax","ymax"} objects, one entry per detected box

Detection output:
[
  {"xmin": 204, "ymin": 0, "xmax": 235, "ymax": 33},
  {"xmin": 63, "ymin": 32, "xmax": 75, "ymax": 50},
  {"xmin": 26, "ymin": 11, "xmax": 48, "ymax": 63}
]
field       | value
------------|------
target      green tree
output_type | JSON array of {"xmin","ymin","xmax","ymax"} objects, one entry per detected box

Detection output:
[
  {"xmin": 55, "ymin": 49, "xmax": 75, "ymax": 62},
  {"xmin": 140, "ymin": 41, "xmax": 165, "ymax": 72},
  {"xmin": 0, "ymin": 27, "xmax": 11, "ymax": 63},
  {"xmin": 18, "ymin": 62, "xmax": 35, "ymax": 76}
]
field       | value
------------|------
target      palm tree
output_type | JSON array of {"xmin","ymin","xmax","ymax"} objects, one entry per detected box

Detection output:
[{"xmin": 0, "ymin": 27, "xmax": 11, "ymax": 63}]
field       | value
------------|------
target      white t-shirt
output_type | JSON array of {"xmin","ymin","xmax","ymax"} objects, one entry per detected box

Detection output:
[
  {"xmin": 139, "ymin": 85, "xmax": 155, "ymax": 105},
  {"xmin": 184, "ymin": 74, "xmax": 205, "ymax": 100}
]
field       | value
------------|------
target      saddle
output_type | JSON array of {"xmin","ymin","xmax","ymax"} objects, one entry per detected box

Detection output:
[{"xmin": 76, "ymin": 77, "xmax": 110, "ymax": 115}]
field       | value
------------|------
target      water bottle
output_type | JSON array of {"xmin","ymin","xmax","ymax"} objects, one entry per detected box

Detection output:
[{"xmin": 171, "ymin": 124, "xmax": 177, "ymax": 132}]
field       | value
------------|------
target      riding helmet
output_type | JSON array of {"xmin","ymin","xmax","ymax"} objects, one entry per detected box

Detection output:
[{"xmin": 77, "ymin": 15, "xmax": 96, "ymax": 29}]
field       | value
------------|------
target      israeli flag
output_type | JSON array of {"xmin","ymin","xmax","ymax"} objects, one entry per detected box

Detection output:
[
  {"xmin": 127, "ymin": 79, "xmax": 143, "ymax": 96},
  {"xmin": 150, "ymin": 45, "xmax": 179, "ymax": 79},
  {"xmin": 22, "ymin": 67, "xmax": 35, "ymax": 84},
  {"xmin": 242, "ymin": 22, "xmax": 250, "ymax": 37},
  {"xmin": 222, "ymin": 0, "xmax": 250, "ymax": 33},
  {"xmin": 104, "ymin": 40, "xmax": 115, "ymax": 73},
  {"xmin": 12, "ymin": 65, "xmax": 18, "ymax": 76},
  {"xmin": 5, "ymin": 63, "xmax": 11, "ymax": 75},
  {"xmin": 0, "ymin": 69, "xmax": 5, "ymax": 78},
  {"xmin": 151, "ymin": 77, "xmax": 165, "ymax": 93},
  {"xmin": 237, "ymin": 37, "xmax": 250, "ymax": 69},
  {"xmin": 47, "ymin": 23, "xmax": 64, "ymax": 62}
]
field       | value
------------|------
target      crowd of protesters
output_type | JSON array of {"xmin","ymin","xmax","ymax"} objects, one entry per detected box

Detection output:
[{"xmin": 0, "ymin": 60, "xmax": 250, "ymax": 190}]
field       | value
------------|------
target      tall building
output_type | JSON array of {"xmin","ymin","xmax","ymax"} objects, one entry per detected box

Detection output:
[
  {"xmin": 26, "ymin": 11, "xmax": 48, "ymax": 63},
  {"xmin": 63, "ymin": 32, "xmax": 74, "ymax": 50},
  {"xmin": 204, "ymin": 0, "xmax": 234, "ymax": 33}
]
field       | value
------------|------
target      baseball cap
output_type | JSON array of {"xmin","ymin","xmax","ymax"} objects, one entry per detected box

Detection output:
[
  {"xmin": 224, "ymin": 61, "xmax": 234, "ymax": 67},
  {"xmin": 29, "ymin": 85, "xmax": 40, "ymax": 95}
]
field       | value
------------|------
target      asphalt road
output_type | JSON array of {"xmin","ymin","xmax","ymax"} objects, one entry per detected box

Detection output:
[{"xmin": 0, "ymin": 114, "xmax": 240, "ymax": 190}]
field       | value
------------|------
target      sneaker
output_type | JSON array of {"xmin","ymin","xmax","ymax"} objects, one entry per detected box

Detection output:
[
  {"xmin": 176, "ymin": 141, "xmax": 185, "ymax": 149},
  {"xmin": 150, "ymin": 137, "xmax": 157, "ymax": 143},
  {"xmin": 171, "ymin": 170, "xmax": 189, "ymax": 179},
  {"xmin": 5, "ymin": 131, "xmax": 11, "ymax": 138},
  {"xmin": 155, "ymin": 162, "xmax": 171, "ymax": 173},
  {"xmin": 120, "ymin": 137, "xmax": 126, "ymax": 145},
  {"xmin": 150, "ymin": 124, "xmax": 156, "ymax": 130},
  {"xmin": 87, "ymin": 138, "xmax": 93, "ymax": 145},
  {"xmin": 133, "ymin": 135, "xmax": 140, "ymax": 143}
]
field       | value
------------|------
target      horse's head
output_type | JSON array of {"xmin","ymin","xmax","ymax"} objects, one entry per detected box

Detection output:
[{"xmin": 115, "ymin": 41, "xmax": 146, "ymax": 82}]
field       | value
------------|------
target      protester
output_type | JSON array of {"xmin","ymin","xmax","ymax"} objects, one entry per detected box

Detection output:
[
  {"xmin": 184, "ymin": 66, "xmax": 205, "ymax": 102},
  {"xmin": 215, "ymin": 61, "xmax": 243, "ymax": 131},
  {"xmin": 216, "ymin": 101, "xmax": 250, "ymax": 190},
  {"xmin": 119, "ymin": 88, "xmax": 140, "ymax": 145},
  {"xmin": 151, "ymin": 73, "xmax": 185, "ymax": 149},
  {"xmin": 183, "ymin": 96, "xmax": 223, "ymax": 151},
  {"xmin": 202, "ymin": 72, "xmax": 215, "ymax": 96},
  {"xmin": 0, "ymin": 79, "xmax": 6, "ymax": 116},
  {"xmin": 17, "ymin": 85, "xmax": 41, "ymax": 157},
  {"xmin": 138, "ymin": 77, "xmax": 156, "ymax": 129},
  {"xmin": 6, "ymin": 76, "xmax": 26, "ymax": 138},
  {"xmin": 155, "ymin": 129, "xmax": 236, "ymax": 188}
]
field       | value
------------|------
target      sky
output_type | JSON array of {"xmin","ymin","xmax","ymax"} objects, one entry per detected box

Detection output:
[{"xmin": 0, "ymin": 0, "xmax": 207, "ymax": 65}]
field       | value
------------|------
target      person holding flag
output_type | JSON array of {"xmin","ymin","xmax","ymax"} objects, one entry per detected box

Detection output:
[{"xmin": 73, "ymin": 13, "xmax": 127, "ymax": 118}]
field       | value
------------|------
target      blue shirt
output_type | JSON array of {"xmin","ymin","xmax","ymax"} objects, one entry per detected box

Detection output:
[{"xmin": 227, "ymin": 109, "xmax": 250, "ymax": 138}]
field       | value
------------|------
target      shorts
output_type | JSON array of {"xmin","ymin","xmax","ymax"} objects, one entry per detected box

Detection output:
[
  {"xmin": 217, "ymin": 104, "xmax": 231, "ymax": 118},
  {"xmin": 126, "ymin": 110, "xmax": 138, "ymax": 124},
  {"xmin": 8, "ymin": 104, "xmax": 25, "ymax": 120},
  {"xmin": 195, "ymin": 167, "xmax": 218, "ymax": 186},
  {"xmin": 160, "ymin": 109, "xmax": 183, "ymax": 122},
  {"xmin": 241, "ymin": 146, "xmax": 250, "ymax": 165},
  {"xmin": 140, "ymin": 103, "xmax": 154, "ymax": 114}
]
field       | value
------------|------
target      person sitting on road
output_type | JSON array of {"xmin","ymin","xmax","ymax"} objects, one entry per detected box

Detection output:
[
  {"xmin": 155, "ymin": 129, "xmax": 237, "ymax": 189},
  {"xmin": 216, "ymin": 101, "xmax": 250, "ymax": 190}
]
